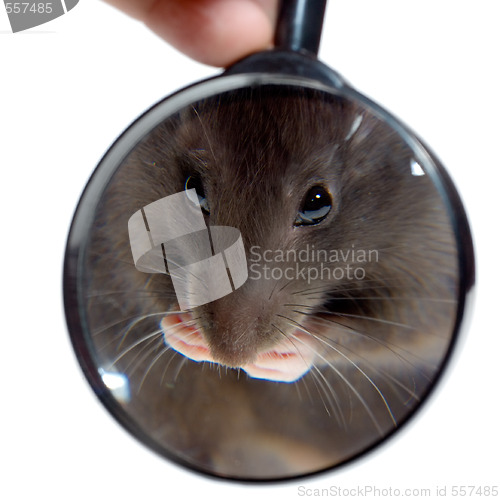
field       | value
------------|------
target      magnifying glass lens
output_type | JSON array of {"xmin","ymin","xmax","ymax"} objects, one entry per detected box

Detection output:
[{"xmin": 65, "ymin": 78, "xmax": 469, "ymax": 480}]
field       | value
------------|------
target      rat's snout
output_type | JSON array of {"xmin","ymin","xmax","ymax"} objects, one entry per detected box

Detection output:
[{"xmin": 199, "ymin": 280, "xmax": 282, "ymax": 368}]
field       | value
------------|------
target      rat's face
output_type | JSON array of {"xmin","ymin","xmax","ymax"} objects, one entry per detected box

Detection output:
[
  {"xmin": 125, "ymin": 87, "xmax": 458, "ymax": 383},
  {"xmin": 78, "ymin": 84, "xmax": 460, "ymax": 478}
]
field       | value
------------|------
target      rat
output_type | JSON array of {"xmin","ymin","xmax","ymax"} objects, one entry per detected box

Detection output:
[{"xmin": 81, "ymin": 84, "xmax": 458, "ymax": 479}]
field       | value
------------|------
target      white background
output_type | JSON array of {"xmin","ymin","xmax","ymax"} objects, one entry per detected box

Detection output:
[{"xmin": 1, "ymin": 1, "xmax": 498, "ymax": 498}]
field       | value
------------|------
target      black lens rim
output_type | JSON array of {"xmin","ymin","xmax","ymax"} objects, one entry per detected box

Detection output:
[{"xmin": 63, "ymin": 70, "xmax": 475, "ymax": 483}]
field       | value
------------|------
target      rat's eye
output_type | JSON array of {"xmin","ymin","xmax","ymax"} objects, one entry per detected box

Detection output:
[
  {"xmin": 294, "ymin": 185, "xmax": 332, "ymax": 226},
  {"xmin": 185, "ymin": 175, "xmax": 210, "ymax": 215}
]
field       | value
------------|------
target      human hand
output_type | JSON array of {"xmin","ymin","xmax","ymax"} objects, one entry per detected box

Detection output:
[{"xmin": 103, "ymin": 0, "xmax": 279, "ymax": 67}]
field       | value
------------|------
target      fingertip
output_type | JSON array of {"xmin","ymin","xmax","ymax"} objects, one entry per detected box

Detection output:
[{"xmin": 144, "ymin": 0, "xmax": 275, "ymax": 67}]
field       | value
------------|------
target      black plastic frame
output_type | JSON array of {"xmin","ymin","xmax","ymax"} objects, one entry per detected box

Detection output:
[{"xmin": 63, "ymin": 56, "xmax": 475, "ymax": 482}]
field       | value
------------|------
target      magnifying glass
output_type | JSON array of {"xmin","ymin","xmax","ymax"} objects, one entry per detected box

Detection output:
[{"xmin": 64, "ymin": 0, "xmax": 474, "ymax": 481}]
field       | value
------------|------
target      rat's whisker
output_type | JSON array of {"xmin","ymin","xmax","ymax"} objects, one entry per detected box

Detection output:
[
  {"xmin": 278, "ymin": 314, "xmax": 390, "ymax": 434},
  {"xmin": 109, "ymin": 329, "xmax": 164, "ymax": 369}
]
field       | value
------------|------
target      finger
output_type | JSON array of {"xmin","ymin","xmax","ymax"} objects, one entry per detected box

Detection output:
[{"xmin": 104, "ymin": 0, "xmax": 278, "ymax": 67}]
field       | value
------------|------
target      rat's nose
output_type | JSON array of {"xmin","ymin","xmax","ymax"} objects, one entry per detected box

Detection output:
[{"xmin": 199, "ymin": 280, "xmax": 280, "ymax": 367}]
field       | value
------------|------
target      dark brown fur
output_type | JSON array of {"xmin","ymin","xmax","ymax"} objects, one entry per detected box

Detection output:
[{"xmin": 82, "ymin": 85, "xmax": 457, "ymax": 479}]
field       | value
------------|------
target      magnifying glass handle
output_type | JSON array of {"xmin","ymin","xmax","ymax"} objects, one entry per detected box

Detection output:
[{"xmin": 274, "ymin": 0, "xmax": 328, "ymax": 55}]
